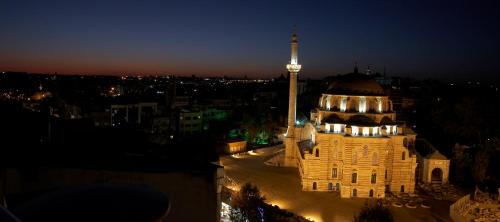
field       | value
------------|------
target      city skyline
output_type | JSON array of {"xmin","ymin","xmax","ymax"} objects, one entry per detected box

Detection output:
[{"xmin": 1, "ymin": 0, "xmax": 499, "ymax": 81}]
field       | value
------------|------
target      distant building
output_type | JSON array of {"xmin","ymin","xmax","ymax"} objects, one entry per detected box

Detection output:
[
  {"xmin": 224, "ymin": 139, "xmax": 247, "ymax": 154},
  {"xmin": 88, "ymin": 111, "xmax": 111, "ymax": 127},
  {"xmin": 171, "ymin": 96, "xmax": 190, "ymax": 109},
  {"xmin": 110, "ymin": 102, "xmax": 158, "ymax": 127},
  {"xmin": 179, "ymin": 109, "xmax": 202, "ymax": 135}
]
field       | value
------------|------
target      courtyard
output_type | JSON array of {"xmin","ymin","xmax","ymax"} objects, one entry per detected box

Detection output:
[{"xmin": 221, "ymin": 145, "xmax": 454, "ymax": 222}]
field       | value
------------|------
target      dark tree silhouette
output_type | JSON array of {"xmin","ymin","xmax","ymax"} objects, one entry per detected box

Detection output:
[{"xmin": 353, "ymin": 200, "xmax": 393, "ymax": 222}]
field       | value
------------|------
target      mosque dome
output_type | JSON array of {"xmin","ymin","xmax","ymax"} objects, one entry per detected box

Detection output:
[{"xmin": 325, "ymin": 73, "xmax": 385, "ymax": 96}]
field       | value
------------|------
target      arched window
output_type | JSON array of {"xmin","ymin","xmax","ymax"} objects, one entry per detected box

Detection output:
[
  {"xmin": 372, "ymin": 152, "xmax": 378, "ymax": 165},
  {"xmin": 351, "ymin": 171, "xmax": 358, "ymax": 183},
  {"xmin": 352, "ymin": 188, "xmax": 358, "ymax": 197},
  {"xmin": 362, "ymin": 127, "xmax": 370, "ymax": 136},
  {"xmin": 340, "ymin": 96, "xmax": 347, "ymax": 112},
  {"xmin": 328, "ymin": 183, "xmax": 333, "ymax": 191},
  {"xmin": 313, "ymin": 182, "xmax": 317, "ymax": 190},
  {"xmin": 402, "ymin": 151, "xmax": 406, "ymax": 160},
  {"xmin": 332, "ymin": 167, "xmax": 338, "ymax": 178},
  {"xmin": 371, "ymin": 171, "xmax": 377, "ymax": 184},
  {"xmin": 363, "ymin": 145, "xmax": 368, "ymax": 157},
  {"xmin": 333, "ymin": 124, "xmax": 342, "ymax": 133},
  {"xmin": 352, "ymin": 126, "xmax": 359, "ymax": 136},
  {"xmin": 369, "ymin": 189, "xmax": 374, "ymax": 197},
  {"xmin": 385, "ymin": 125, "xmax": 391, "ymax": 135},
  {"xmin": 352, "ymin": 152, "xmax": 357, "ymax": 164},
  {"xmin": 315, "ymin": 149, "xmax": 320, "ymax": 157},
  {"xmin": 400, "ymin": 185, "xmax": 405, "ymax": 193},
  {"xmin": 376, "ymin": 97, "xmax": 382, "ymax": 113},
  {"xmin": 359, "ymin": 96, "xmax": 366, "ymax": 113},
  {"xmin": 336, "ymin": 183, "xmax": 340, "ymax": 191}
]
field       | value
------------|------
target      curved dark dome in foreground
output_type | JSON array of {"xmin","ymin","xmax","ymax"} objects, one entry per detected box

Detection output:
[
  {"xmin": 325, "ymin": 73, "xmax": 385, "ymax": 96},
  {"xmin": 12, "ymin": 184, "xmax": 169, "ymax": 222}
]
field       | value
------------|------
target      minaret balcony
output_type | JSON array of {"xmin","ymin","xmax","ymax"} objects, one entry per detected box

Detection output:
[{"xmin": 286, "ymin": 64, "xmax": 302, "ymax": 73}]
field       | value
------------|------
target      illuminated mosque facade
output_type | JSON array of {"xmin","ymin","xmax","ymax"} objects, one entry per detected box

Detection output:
[{"xmin": 283, "ymin": 32, "xmax": 419, "ymax": 198}]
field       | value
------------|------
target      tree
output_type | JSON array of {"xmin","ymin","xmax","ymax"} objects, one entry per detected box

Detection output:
[
  {"xmin": 353, "ymin": 200, "xmax": 393, "ymax": 222},
  {"xmin": 230, "ymin": 183, "xmax": 266, "ymax": 222},
  {"xmin": 229, "ymin": 208, "xmax": 248, "ymax": 222}
]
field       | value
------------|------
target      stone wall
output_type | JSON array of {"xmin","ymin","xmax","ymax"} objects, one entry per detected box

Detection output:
[{"xmin": 298, "ymin": 130, "xmax": 417, "ymax": 198}]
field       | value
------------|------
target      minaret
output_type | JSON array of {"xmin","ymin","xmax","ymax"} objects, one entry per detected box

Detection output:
[{"xmin": 284, "ymin": 30, "xmax": 302, "ymax": 167}]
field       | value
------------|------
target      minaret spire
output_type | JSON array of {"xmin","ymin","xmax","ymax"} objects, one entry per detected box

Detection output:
[
  {"xmin": 286, "ymin": 29, "xmax": 301, "ymax": 131},
  {"xmin": 284, "ymin": 27, "xmax": 302, "ymax": 167},
  {"xmin": 366, "ymin": 65, "xmax": 372, "ymax": 75}
]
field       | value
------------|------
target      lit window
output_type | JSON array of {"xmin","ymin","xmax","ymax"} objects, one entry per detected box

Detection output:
[
  {"xmin": 359, "ymin": 96, "xmax": 366, "ymax": 113},
  {"xmin": 386, "ymin": 125, "xmax": 391, "ymax": 135},
  {"xmin": 362, "ymin": 127, "xmax": 369, "ymax": 136},
  {"xmin": 340, "ymin": 96, "xmax": 347, "ymax": 112},
  {"xmin": 333, "ymin": 124, "xmax": 342, "ymax": 133},
  {"xmin": 377, "ymin": 97, "xmax": 382, "ymax": 113},
  {"xmin": 372, "ymin": 127, "xmax": 379, "ymax": 136},
  {"xmin": 352, "ymin": 126, "xmax": 359, "ymax": 136},
  {"xmin": 319, "ymin": 97, "xmax": 323, "ymax": 108},
  {"xmin": 393, "ymin": 126, "xmax": 398, "ymax": 135},
  {"xmin": 325, "ymin": 123, "xmax": 330, "ymax": 132}
]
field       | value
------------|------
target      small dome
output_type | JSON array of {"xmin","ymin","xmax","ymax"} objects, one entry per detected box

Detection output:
[
  {"xmin": 325, "ymin": 73, "xmax": 384, "ymax": 95},
  {"xmin": 380, "ymin": 116, "xmax": 395, "ymax": 125},
  {"xmin": 426, "ymin": 150, "xmax": 448, "ymax": 160},
  {"xmin": 323, "ymin": 114, "xmax": 344, "ymax": 124},
  {"xmin": 347, "ymin": 115, "xmax": 378, "ymax": 126}
]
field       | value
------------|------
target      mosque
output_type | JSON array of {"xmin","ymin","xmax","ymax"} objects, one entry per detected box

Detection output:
[{"xmin": 283, "ymin": 32, "xmax": 429, "ymax": 198}]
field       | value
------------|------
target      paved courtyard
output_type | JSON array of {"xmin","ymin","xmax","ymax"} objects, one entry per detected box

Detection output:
[{"xmin": 221, "ymin": 145, "xmax": 453, "ymax": 222}]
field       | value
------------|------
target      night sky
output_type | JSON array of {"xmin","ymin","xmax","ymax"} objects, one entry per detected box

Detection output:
[{"xmin": 1, "ymin": 0, "xmax": 498, "ymax": 80}]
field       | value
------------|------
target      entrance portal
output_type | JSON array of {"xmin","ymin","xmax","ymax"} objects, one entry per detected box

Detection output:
[{"xmin": 431, "ymin": 168, "xmax": 443, "ymax": 183}]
